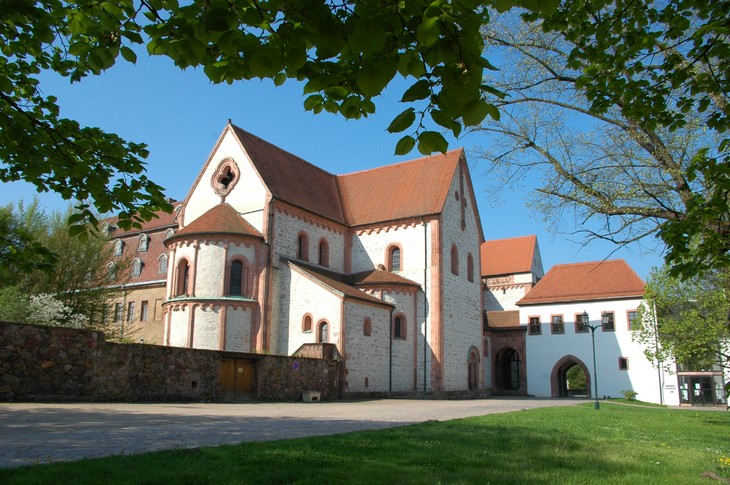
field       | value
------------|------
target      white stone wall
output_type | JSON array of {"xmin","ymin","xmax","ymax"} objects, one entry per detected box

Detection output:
[
  {"xmin": 343, "ymin": 302, "xmax": 391, "ymax": 393},
  {"xmin": 192, "ymin": 305, "xmax": 219, "ymax": 350},
  {"xmin": 195, "ymin": 244, "xmax": 225, "ymax": 297},
  {"xmin": 183, "ymin": 129, "xmax": 268, "ymax": 232},
  {"xmin": 439, "ymin": 165, "xmax": 484, "ymax": 391},
  {"xmin": 385, "ymin": 289, "xmax": 418, "ymax": 392},
  {"xmin": 225, "ymin": 306, "xmax": 252, "ymax": 351},
  {"xmin": 271, "ymin": 209, "xmax": 347, "ymax": 273},
  {"xmin": 484, "ymin": 284, "xmax": 530, "ymax": 312},
  {"xmin": 521, "ymin": 298, "xmax": 679, "ymax": 405},
  {"xmin": 168, "ymin": 307, "xmax": 189, "ymax": 347},
  {"xmin": 351, "ymin": 224, "xmax": 429, "ymax": 280}
]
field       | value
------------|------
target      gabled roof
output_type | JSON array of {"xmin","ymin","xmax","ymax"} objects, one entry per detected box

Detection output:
[
  {"xmin": 336, "ymin": 150, "xmax": 463, "ymax": 226},
  {"xmin": 285, "ymin": 259, "xmax": 392, "ymax": 307},
  {"xmin": 517, "ymin": 259, "xmax": 644, "ymax": 305},
  {"xmin": 168, "ymin": 203, "xmax": 263, "ymax": 241},
  {"xmin": 351, "ymin": 268, "xmax": 421, "ymax": 288},
  {"xmin": 230, "ymin": 124, "xmax": 464, "ymax": 227},
  {"xmin": 231, "ymin": 125, "xmax": 346, "ymax": 223},
  {"xmin": 481, "ymin": 235, "xmax": 537, "ymax": 277}
]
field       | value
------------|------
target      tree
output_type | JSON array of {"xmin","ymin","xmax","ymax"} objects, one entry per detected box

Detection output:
[
  {"xmin": 0, "ymin": 201, "xmax": 129, "ymax": 333},
  {"xmin": 474, "ymin": 3, "xmax": 728, "ymax": 278},
  {"xmin": 636, "ymin": 266, "xmax": 729, "ymax": 372}
]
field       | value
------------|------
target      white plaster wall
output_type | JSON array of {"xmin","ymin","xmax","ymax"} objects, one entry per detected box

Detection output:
[
  {"xmin": 225, "ymin": 306, "xmax": 252, "ymax": 352},
  {"xmin": 515, "ymin": 273, "xmax": 536, "ymax": 284},
  {"xmin": 193, "ymin": 305, "xmax": 219, "ymax": 350},
  {"xmin": 275, "ymin": 265, "xmax": 343, "ymax": 355},
  {"xmin": 228, "ymin": 242, "xmax": 257, "ymax": 264},
  {"xmin": 484, "ymin": 285, "xmax": 530, "ymax": 312},
  {"xmin": 195, "ymin": 244, "xmax": 225, "ymax": 297},
  {"xmin": 183, "ymin": 129, "xmax": 268, "ymax": 232},
  {"xmin": 439, "ymin": 166, "xmax": 484, "ymax": 391},
  {"xmin": 272, "ymin": 210, "xmax": 347, "ymax": 273},
  {"xmin": 343, "ymin": 302, "xmax": 391, "ymax": 393},
  {"xmin": 384, "ymin": 289, "xmax": 417, "ymax": 392},
  {"xmin": 521, "ymin": 298, "xmax": 678, "ymax": 405},
  {"xmin": 168, "ymin": 307, "xmax": 189, "ymax": 347},
  {"xmin": 351, "ymin": 224, "xmax": 429, "ymax": 281}
]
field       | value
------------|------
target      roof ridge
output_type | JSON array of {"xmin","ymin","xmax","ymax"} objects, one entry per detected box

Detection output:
[
  {"xmin": 230, "ymin": 123, "xmax": 338, "ymax": 178},
  {"xmin": 337, "ymin": 148, "xmax": 464, "ymax": 179},
  {"xmin": 485, "ymin": 234, "xmax": 536, "ymax": 243}
]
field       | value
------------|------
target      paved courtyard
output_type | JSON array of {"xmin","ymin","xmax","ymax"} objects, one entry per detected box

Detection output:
[{"xmin": 0, "ymin": 397, "xmax": 583, "ymax": 468}]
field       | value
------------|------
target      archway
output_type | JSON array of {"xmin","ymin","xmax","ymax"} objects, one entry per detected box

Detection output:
[
  {"xmin": 551, "ymin": 355, "xmax": 591, "ymax": 398},
  {"xmin": 495, "ymin": 348, "xmax": 521, "ymax": 391}
]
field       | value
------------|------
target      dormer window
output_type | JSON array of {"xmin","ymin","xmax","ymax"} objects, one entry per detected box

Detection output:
[
  {"xmin": 113, "ymin": 239, "xmax": 124, "ymax": 256},
  {"xmin": 165, "ymin": 228, "xmax": 175, "ymax": 239},
  {"xmin": 131, "ymin": 258, "xmax": 143, "ymax": 277},
  {"xmin": 138, "ymin": 234, "xmax": 148, "ymax": 252}
]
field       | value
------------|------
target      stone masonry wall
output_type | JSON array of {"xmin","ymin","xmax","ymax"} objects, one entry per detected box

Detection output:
[{"xmin": 1, "ymin": 322, "xmax": 338, "ymax": 402}]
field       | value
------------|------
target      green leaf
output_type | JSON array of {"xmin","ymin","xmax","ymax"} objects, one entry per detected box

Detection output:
[
  {"xmin": 356, "ymin": 58, "xmax": 398, "ymax": 97},
  {"xmin": 303, "ymin": 95, "xmax": 324, "ymax": 112},
  {"xmin": 417, "ymin": 131, "xmax": 448, "ymax": 155},
  {"xmin": 461, "ymin": 99, "xmax": 490, "ymax": 126},
  {"xmin": 120, "ymin": 46, "xmax": 137, "ymax": 64},
  {"xmin": 395, "ymin": 135, "xmax": 416, "ymax": 155},
  {"xmin": 416, "ymin": 17, "xmax": 441, "ymax": 48},
  {"xmin": 273, "ymin": 72, "xmax": 287, "ymax": 86},
  {"xmin": 400, "ymin": 79, "xmax": 431, "ymax": 103},
  {"xmin": 205, "ymin": 8, "xmax": 232, "ymax": 32},
  {"xmin": 386, "ymin": 108, "xmax": 416, "ymax": 133}
]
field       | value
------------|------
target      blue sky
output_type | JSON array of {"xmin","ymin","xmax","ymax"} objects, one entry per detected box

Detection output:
[{"xmin": 0, "ymin": 53, "xmax": 665, "ymax": 279}]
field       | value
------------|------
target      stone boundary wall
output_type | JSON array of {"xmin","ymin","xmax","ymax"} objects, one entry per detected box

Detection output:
[{"xmin": 0, "ymin": 322, "xmax": 337, "ymax": 402}]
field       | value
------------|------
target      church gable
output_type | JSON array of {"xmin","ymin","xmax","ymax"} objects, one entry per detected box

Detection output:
[{"xmin": 180, "ymin": 124, "xmax": 269, "ymax": 233}]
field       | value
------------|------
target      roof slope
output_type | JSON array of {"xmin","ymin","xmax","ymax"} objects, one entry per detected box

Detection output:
[
  {"xmin": 481, "ymin": 235, "xmax": 537, "ymax": 276},
  {"xmin": 231, "ymin": 125, "xmax": 346, "ymax": 223},
  {"xmin": 337, "ymin": 150, "xmax": 463, "ymax": 226},
  {"xmin": 170, "ymin": 203, "xmax": 263, "ymax": 240},
  {"xmin": 517, "ymin": 259, "xmax": 644, "ymax": 305}
]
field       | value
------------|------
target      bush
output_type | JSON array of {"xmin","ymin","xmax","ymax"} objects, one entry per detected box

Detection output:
[{"xmin": 621, "ymin": 390, "xmax": 638, "ymax": 401}]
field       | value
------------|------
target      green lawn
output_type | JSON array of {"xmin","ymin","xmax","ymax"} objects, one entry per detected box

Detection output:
[{"xmin": 2, "ymin": 402, "xmax": 729, "ymax": 484}]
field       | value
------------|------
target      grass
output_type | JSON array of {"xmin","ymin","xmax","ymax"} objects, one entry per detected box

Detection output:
[
  {"xmin": 1, "ymin": 402, "xmax": 729, "ymax": 484},
  {"xmin": 605, "ymin": 398, "xmax": 668, "ymax": 407}
]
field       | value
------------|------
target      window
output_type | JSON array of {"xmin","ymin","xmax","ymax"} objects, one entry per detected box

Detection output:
[
  {"xmin": 601, "ymin": 312, "xmax": 615, "ymax": 331},
  {"xmin": 126, "ymin": 301, "xmax": 135, "ymax": 322},
  {"xmin": 393, "ymin": 314, "xmax": 406, "ymax": 339},
  {"xmin": 388, "ymin": 246, "xmax": 401, "ymax": 271},
  {"xmin": 318, "ymin": 321, "xmax": 329, "ymax": 343},
  {"xmin": 140, "ymin": 301, "xmax": 149, "ymax": 321},
  {"xmin": 297, "ymin": 232, "xmax": 309, "ymax": 261},
  {"xmin": 618, "ymin": 357, "xmax": 629, "ymax": 370},
  {"xmin": 318, "ymin": 238, "xmax": 329, "ymax": 267},
  {"xmin": 363, "ymin": 317, "xmax": 372, "ymax": 337},
  {"xmin": 175, "ymin": 259, "xmax": 190, "ymax": 296},
  {"xmin": 228, "ymin": 260, "xmax": 249, "ymax": 296},
  {"xmin": 302, "ymin": 315, "xmax": 312, "ymax": 333},
  {"xmin": 131, "ymin": 258, "xmax": 142, "ymax": 277},
  {"xmin": 627, "ymin": 310, "xmax": 640, "ymax": 330},
  {"xmin": 113, "ymin": 239, "xmax": 124, "ymax": 256},
  {"xmin": 138, "ymin": 234, "xmax": 148, "ymax": 252},
  {"xmin": 551, "ymin": 315, "xmax": 564, "ymax": 334},
  {"xmin": 165, "ymin": 228, "xmax": 175, "ymax": 239},
  {"xmin": 107, "ymin": 262, "xmax": 117, "ymax": 281},
  {"xmin": 575, "ymin": 313, "xmax": 588, "ymax": 333},
  {"xmin": 158, "ymin": 254, "xmax": 168, "ymax": 274},
  {"xmin": 528, "ymin": 317, "xmax": 541, "ymax": 335},
  {"xmin": 467, "ymin": 252, "xmax": 474, "ymax": 282},
  {"xmin": 114, "ymin": 303, "xmax": 123, "ymax": 323},
  {"xmin": 450, "ymin": 244, "xmax": 459, "ymax": 275}
]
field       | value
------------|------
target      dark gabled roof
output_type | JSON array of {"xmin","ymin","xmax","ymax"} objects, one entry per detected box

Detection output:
[{"xmin": 517, "ymin": 259, "xmax": 644, "ymax": 305}]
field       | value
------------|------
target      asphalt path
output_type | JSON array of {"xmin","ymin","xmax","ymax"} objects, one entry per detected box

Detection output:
[{"xmin": 0, "ymin": 397, "xmax": 583, "ymax": 468}]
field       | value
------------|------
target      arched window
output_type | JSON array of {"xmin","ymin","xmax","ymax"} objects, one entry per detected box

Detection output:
[
  {"xmin": 467, "ymin": 252, "xmax": 474, "ymax": 282},
  {"xmin": 363, "ymin": 317, "xmax": 372, "ymax": 336},
  {"xmin": 114, "ymin": 239, "xmax": 124, "ymax": 256},
  {"xmin": 318, "ymin": 238, "xmax": 329, "ymax": 267},
  {"xmin": 302, "ymin": 314, "xmax": 312, "ymax": 333},
  {"xmin": 158, "ymin": 254, "xmax": 168, "ymax": 274},
  {"xmin": 165, "ymin": 228, "xmax": 175, "ymax": 239},
  {"xmin": 393, "ymin": 314, "xmax": 406, "ymax": 339},
  {"xmin": 107, "ymin": 262, "xmax": 117, "ymax": 281},
  {"xmin": 175, "ymin": 259, "xmax": 190, "ymax": 296},
  {"xmin": 450, "ymin": 244, "xmax": 459, "ymax": 275},
  {"xmin": 228, "ymin": 259, "xmax": 249, "ymax": 297},
  {"xmin": 388, "ymin": 246, "xmax": 401, "ymax": 271},
  {"xmin": 297, "ymin": 232, "xmax": 309, "ymax": 261},
  {"xmin": 318, "ymin": 321, "xmax": 329, "ymax": 343},
  {"xmin": 131, "ymin": 258, "xmax": 143, "ymax": 277},
  {"xmin": 138, "ymin": 234, "xmax": 149, "ymax": 252}
]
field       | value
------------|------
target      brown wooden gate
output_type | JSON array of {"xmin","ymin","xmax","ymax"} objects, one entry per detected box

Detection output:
[{"xmin": 221, "ymin": 358, "xmax": 254, "ymax": 401}]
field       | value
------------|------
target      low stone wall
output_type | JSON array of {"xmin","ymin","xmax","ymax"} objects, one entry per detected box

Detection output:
[{"xmin": 0, "ymin": 322, "xmax": 338, "ymax": 402}]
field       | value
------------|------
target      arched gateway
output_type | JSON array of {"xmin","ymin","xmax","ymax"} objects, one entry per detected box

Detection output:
[{"xmin": 551, "ymin": 355, "xmax": 591, "ymax": 398}]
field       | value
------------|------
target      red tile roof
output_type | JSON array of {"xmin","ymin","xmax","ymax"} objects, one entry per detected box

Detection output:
[
  {"xmin": 231, "ymin": 124, "xmax": 463, "ymax": 227},
  {"xmin": 517, "ymin": 259, "xmax": 644, "ymax": 305},
  {"xmin": 336, "ymin": 150, "xmax": 463, "ymax": 226},
  {"xmin": 351, "ymin": 268, "xmax": 421, "ymax": 288},
  {"xmin": 481, "ymin": 235, "xmax": 537, "ymax": 276},
  {"xmin": 105, "ymin": 203, "xmax": 180, "ymax": 237},
  {"xmin": 169, "ymin": 203, "xmax": 263, "ymax": 241}
]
